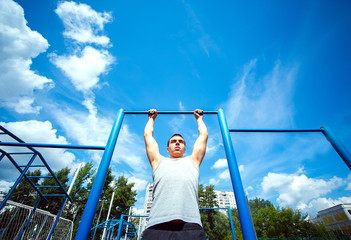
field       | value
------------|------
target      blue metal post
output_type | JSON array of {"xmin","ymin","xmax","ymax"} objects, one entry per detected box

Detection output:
[
  {"xmin": 0, "ymin": 153, "xmax": 42, "ymax": 210},
  {"xmin": 75, "ymin": 109, "xmax": 125, "ymax": 240},
  {"xmin": 217, "ymin": 108, "xmax": 257, "ymax": 240},
  {"xmin": 47, "ymin": 196, "xmax": 68, "ymax": 239},
  {"xmin": 227, "ymin": 207, "xmax": 236, "ymax": 240},
  {"xmin": 321, "ymin": 125, "xmax": 351, "ymax": 170},
  {"xmin": 116, "ymin": 215, "xmax": 125, "ymax": 240}
]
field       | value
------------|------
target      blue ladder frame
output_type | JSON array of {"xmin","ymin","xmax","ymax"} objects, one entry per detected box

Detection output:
[{"xmin": 0, "ymin": 125, "xmax": 104, "ymax": 239}]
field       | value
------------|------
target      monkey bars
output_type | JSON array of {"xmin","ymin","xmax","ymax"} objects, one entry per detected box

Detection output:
[{"xmin": 53, "ymin": 108, "xmax": 349, "ymax": 240}]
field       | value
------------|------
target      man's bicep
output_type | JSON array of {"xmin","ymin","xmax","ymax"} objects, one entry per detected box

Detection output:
[
  {"xmin": 192, "ymin": 135, "xmax": 208, "ymax": 163},
  {"xmin": 144, "ymin": 135, "xmax": 161, "ymax": 163}
]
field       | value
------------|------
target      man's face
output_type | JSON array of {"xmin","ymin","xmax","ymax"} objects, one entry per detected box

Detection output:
[{"xmin": 167, "ymin": 136, "xmax": 186, "ymax": 158}]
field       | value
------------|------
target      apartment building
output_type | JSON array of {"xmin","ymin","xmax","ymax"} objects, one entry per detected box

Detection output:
[{"xmin": 214, "ymin": 190, "xmax": 237, "ymax": 209}]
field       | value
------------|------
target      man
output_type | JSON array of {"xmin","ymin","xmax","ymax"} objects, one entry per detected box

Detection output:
[{"xmin": 142, "ymin": 109, "xmax": 208, "ymax": 240}]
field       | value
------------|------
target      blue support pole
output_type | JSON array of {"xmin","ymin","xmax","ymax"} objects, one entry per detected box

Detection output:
[
  {"xmin": 321, "ymin": 125, "xmax": 351, "ymax": 170},
  {"xmin": 47, "ymin": 196, "xmax": 68, "ymax": 239},
  {"xmin": 116, "ymin": 215, "xmax": 125, "ymax": 240},
  {"xmin": 227, "ymin": 207, "xmax": 236, "ymax": 240},
  {"xmin": 0, "ymin": 142, "xmax": 105, "ymax": 150},
  {"xmin": 217, "ymin": 108, "xmax": 257, "ymax": 240},
  {"xmin": 75, "ymin": 109, "xmax": 125, "ymax": 240}
]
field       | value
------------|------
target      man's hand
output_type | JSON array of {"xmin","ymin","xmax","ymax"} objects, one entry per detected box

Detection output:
[
  {"xmin": 194, "ymin": 109, "xmax": 204, "ymax": 120},
  {"xmin": 148, "ymin": 109, "xmax": 158, "ymax": 120}
]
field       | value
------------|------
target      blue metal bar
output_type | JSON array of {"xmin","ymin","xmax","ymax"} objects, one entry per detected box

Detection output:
[
  {"xmin": 0, "ymin": 153, "xmax": 48, "ymax": 211},
  {"xmin": 17, "ymin": 196, "xmax": 42, "ymax": 240},
  {"xmin": 47, "ymin": 196, "xmax": 68, "ymax": 239},
  {"xmin": 43, "ymin": 194, "xmax": 67, "ymax": 197},
  {"xmin": 0, "ymin": 150, "xmax": 49, "ymax": 202},
  {"xmin": 36, "ymin": 152, "xmax": 73, "ymax": 202},
  {"xmin": 0, "ymin": 141, "xmax": 105, "ymax": 150},
  {"xmin": 75, "ymin": 109, "xmax": 125, "ymax": 240},
  {"xmin": 116, "ymin": 214, "xmax": 125, "ymax": 240},
  {"xmin": 321, "ymin": 125, "xmax": 351, "ymax": 170},
  {"xmin": 217, "ymin": 108, "xmax": 257, "ymax": 240},
  {"xmin": 27, "ymin": 175, "xmax": 53, "ymax": 178},
  {"xmin": 36, "ymin": 185, "xmax": 60, "ymax": 188},
  {"xmin": 125, "ymin": 110, "xmax": 218, "ymax": 115},
  {"xmin": 18, "ymin": 164, "xmax": 45, "ymax": 167},
  {"xmin": 0, "ymin": 153, "xmax": 5, "ymax": 161},
  {"xmin": 228, "ymin": 207, "xmax": 236, "ymax": 240},
  {"xmin": 229, "ymin": 129, "xmax": 322, "ymax": 133}
]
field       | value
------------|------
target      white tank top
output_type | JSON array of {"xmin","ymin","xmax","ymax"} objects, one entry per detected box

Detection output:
[{"xmin": 146, "ymin": 156, "xmax": 202, "ymax": 228}]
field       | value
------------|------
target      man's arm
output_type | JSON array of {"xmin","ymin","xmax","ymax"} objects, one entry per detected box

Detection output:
[
  {"xmin": 144, "ymin": 109, "xmax": 162, "ymax": 171},
  {"xmin": 190, "ymin": 109, "xmax": 208, "ymax": 168}
]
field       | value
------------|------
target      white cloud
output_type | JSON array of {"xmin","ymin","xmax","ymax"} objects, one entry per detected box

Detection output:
[
  {"xmin": 0, "ymin": 0, "xmax": 53, "ymax": 113},
  {"xmin": 346, "ymin": 174, "xmax": 351, "ymax": 190},
  {"xmin": 211, "ymin": 158, "xmax": 227, "ymax": 169},
  {"xmin": 209, "ymin": 178, "xmax": 220, "ymax": 186},
  {"xmin": 128, "ymin": 176, "xmax": 148, "ymax": 192},
  {"xmin": 223, "ymin": 59, "xmax": 296, "ymax": 129},
  {"xmin": 53, "ymin": 108, "xmax": 148, "ymax": 174},
  {"xmin": 182, "ymin": 0, "xmax": 219, "ymax": 57},
  {"xmin": 55, "ymin": 1, "xmax": 112, "ymax": 45},
  {"xmin": 0, "ymin": 180, "xmax": 14, "ymax": 193},
  {"xmin": 261, "ymin": 170, "xmax": 347, "ymax": 215},
  {"xmin": 132, "ymin": 207, "xmax": 145, "ymax": 215},
  {"xmin": 219, "ymin": 169, "xmax": 230, "ymax": 180},
  {"xmin": 300, "ymin": 196, "xmax": 351, "ymax": 217},
  {"xmin": 51, "ymin": 46, "xmax": 114, "ymax": 92},
  {"xmin": 0, "ymin": 120, "xmax": 77, "ymax": 180}
]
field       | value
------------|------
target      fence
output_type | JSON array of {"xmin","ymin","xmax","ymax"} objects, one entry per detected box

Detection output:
[{"xmin": 0, "ymin": 200, "xmax": 73, "ymax": 240}]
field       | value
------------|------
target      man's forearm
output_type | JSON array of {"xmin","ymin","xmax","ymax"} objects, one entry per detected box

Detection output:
[
  {"xmin": 197, "ymin": 118, "xmax": 208, "ymax": 137},
  {"xmin": 144, "ymin": 118, "xmax": 155, "ymax": 137}
]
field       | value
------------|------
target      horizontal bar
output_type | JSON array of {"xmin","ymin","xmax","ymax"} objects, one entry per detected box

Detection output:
[
  {"xmin": 124, "ymin": 110, "xmax": 218, "ymax": 115},
  {"xmin": 122, "ymin": 215, "xmax": 149, "ymax": 218},
  {"xmin": 36, "ymin": 186, "xmax": 60, "ymax": 188},
  {"xmin": 18, "ymin": 165, "xmax": 45, "ymax": 167},
  {"xmin": 199, "ymin": 207, "xmax": 229, "ymax": 210},
  {"xmin": 0, "ymin": 142, "xmax": 105, "ymax": 150},
  {"xmin": 28, "ymin": 176, "xmax": 53, "ymax": 178},
  {"xmin": 229, "ymin": 129, "xmax": 322, "ymax": 133},
  {"xmin": 43, "ymin": 194, "xmax": 66, "ymax": 197}
]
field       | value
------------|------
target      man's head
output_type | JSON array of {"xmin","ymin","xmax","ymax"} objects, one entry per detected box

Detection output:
[{"xmin": 167, "ymin": 134, "xmax": 186, "ymax": 158}]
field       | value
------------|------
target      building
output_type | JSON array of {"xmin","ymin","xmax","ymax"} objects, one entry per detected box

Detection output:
[
  {"xmin": 313, "ymin": 203, "xmax": 351, "ymax": 232},
  {"xmin": 144, "ymin": 183, "xmax": 154, "ymax": 215},
  {"xmin": 214, "ymin": 190, "xmax": 237, "ymax": 209}
]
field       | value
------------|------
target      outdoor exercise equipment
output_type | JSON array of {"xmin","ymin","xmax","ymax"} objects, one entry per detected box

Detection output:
[
  {"xmin": 1, "ymin": 108, "xmax": 350, "ymax": 240},
  {"xmin": 0, "ymin": 125, "xmax": 104, "ymax": 239},
  {"xmin": 74, "ymin": 108, "xmax": 351, "ymax": 240}
]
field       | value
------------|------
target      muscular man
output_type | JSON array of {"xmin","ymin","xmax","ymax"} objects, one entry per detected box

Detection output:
[{"xmin": 141, "ymin": 109, "xmax": 208, "ymax": 240}]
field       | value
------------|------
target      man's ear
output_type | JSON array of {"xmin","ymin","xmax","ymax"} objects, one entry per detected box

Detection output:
[{"xmin": 167, "ymin": 147, "xmax": 170, "ymax": 153}]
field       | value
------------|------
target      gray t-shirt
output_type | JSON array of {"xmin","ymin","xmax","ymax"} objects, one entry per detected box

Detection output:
[{"xmin": 146, "ymin": 156, "xmax": 202, "ymax": 228}]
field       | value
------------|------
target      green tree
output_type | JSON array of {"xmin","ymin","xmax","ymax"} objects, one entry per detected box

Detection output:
[
  {"xmin": 65, "ymin": 162, "xmax": 96, "ymax": 236},
  {"xmin": 9, "ymin": 169, "xmax": 42, "ymax": 206},
  {"xmin": 39, "ymin": 167, "xmax": 70, "ymax": 214},
  {"xmin": 109, "ymin": 175, "xmax": 137, "ymax": 218},
  {"xmin": 198, "ymin": 184, "xmax": 232, "ymax": 239}
]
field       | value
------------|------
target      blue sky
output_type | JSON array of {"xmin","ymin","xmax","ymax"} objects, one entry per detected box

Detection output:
[{"xmin": 1, "ymin": 0, "xmax": 351, "ymax": 217}]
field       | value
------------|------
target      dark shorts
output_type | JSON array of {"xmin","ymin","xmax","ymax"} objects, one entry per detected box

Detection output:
[{"xmin": 141, "ymin": 222, "xmax": 206, "ymax": 240}]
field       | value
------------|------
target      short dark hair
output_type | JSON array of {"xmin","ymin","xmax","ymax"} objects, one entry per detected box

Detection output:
[{"xmin": 167, "ymin": 134, "xmax": 186, "ymax": 147}]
